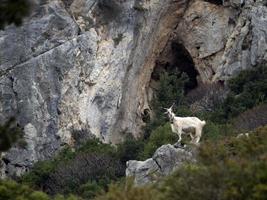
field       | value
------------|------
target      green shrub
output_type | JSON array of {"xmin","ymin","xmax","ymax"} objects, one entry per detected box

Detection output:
[
  {"xmin": 158, "ymin": 126, "xmax": 267, "ymax": 200},
  {"xmin": 221, "ymin": 64, "xmax": 267, "ymax": 119},
  {"xmin": 21, "ymin": 138, "xmax": 122, "ymax": 198},
  {"xmin": 141, "ymin": 123, "xmax": 178, "ymax": 159},
  {"xmin": 0, "ymin": 0, "xmax": 32, "ymax": 29},
  {"xmin": 202, "ymin": 121, "xmax": 235, "ymax": 141},
  {"xmin": 232, "ymin": 103, "xmax": 267, "ymax": 132},
  {"xmin": 116, "ymin": 137, "xmax": 144, "ymax": 163},
  {"xmin": 96, "ymin": 126, "xmax": 267, "ymax": 200},
  {"xmin": 144, "ymin": 71, "xmax": 188, "ymax": 136},
  {"xmin": 0, "ymin": 179, "xmax": 80, "ymax": 200},
  {"xmin": 95, "ymin": 179, "xmax": 159, "ymax": 200},
  {"xmin": 0, "ymin": 180, "xmax": 50, "ymax": 200},
  {"xmin": 78, "ymin": 181, "xmax": 104, "ymax": 200},
  {"xmin": 0, "ymin": 117, "xmax": 23, "ymax": 153}
]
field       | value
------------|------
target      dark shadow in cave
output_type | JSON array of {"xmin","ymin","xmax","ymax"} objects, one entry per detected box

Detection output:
[
  {"xmin": 203, "ymin": 0, "xmax": 223, "ymax": 5},
  {"xmin": 171, "ymin": 42, "xmax": 198, "ymax": 92},
  {"xmin": 151, "ymin": 42, "xmax": 199, "ymax": 93}
]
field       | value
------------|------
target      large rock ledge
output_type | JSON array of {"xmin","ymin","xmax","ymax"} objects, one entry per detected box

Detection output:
[{"xmin": 126, "ymin": 144, "xmax": 196, "ymax": 185}]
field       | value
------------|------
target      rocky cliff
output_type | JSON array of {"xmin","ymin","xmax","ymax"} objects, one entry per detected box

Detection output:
[{"xmin": 0, "ymin": 0, "xmax": 266, "ymax": 176}]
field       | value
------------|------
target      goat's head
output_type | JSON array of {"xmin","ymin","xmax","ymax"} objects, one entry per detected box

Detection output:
[{"xmin": 164, "ymin": 103, "xmax": 175, "ymax": 118}]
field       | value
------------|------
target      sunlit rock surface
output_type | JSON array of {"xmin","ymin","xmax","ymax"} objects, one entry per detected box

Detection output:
[{"xmin": 126, "ymin": 144, "xmax": 196, "ymax": 185}]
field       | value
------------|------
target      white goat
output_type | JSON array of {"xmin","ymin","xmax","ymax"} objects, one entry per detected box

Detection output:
[{"xmin": 164, "ymin": 105, "xmax": 206, "ymax": 144}]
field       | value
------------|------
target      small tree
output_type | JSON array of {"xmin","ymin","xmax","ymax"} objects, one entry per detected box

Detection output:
[
  {"xmin": 0, "ymin": 117, "xmax": 22, "ymax": 153},
  {"xmin": 0, "ymin": 0, "xmax": 33, "ymax": 29}
]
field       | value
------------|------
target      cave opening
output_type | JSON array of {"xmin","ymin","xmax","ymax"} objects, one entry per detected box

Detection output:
[
  {"xmin": 151, "ymin": 41, "xmax": 198, "ymax": 94},
  {"xmin": 203, "ymin": 0, "xmax": 223, "ymax": 5},
  {"xmin": 143, "ymin": 41, "xmax": 199, "ymax": 125}
]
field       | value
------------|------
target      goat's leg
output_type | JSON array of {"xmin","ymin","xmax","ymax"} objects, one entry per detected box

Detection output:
[
  {"xmin": 195, "ymin": 128, "xmax": 202, "ymax": 143},
  {"xmin": 177, "ymin": 128, "xmax": 182, "ymax": 143},
  {"xmin": 189, "ymin": 132, "xmax": 195, "ymax": 143}
]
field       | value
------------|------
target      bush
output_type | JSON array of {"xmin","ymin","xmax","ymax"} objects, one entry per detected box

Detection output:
[
  {"xmin": 78, "ymin": 181, "xmax": 103, "ymax": 200},
  {"xmin": 221, "ymin": 64, "xmax": 267, "ymax": 119},
  {"xmin": 185, "ymin": 82, "xmax": 226, "ymax": 110},
  {"xmin": 43, "ymin": 152, "xmax": 123, "ymax": 195},
  {"xmin": 95, "ymin": 126, "xmax": 267, "ymax": 200},
  {"xmin": 95, "ymin": 179, "xmax": 159, "ymax": 200},
  {"xmin": 116, "ymin": 136, "xmax": 144, "ymax": 163},
  {"xmin": 21, "ymin": 138, "xmax": 123, "ymax": 198},
  {"xmin": 0, "ymin": 117, "xmax": 23, "ymax": 152},
  {"xmin": 233, "ymin": 104, "xmax": 267, "ymax": 132},
  {"xmin": 141, "ymin": 123, "xmax": 178, "ymax": 159},
  {"xmin": 202, "ymin": 121, "xmax": 235, "ymax": 141},
  {"xmin": 0, "ymin": 179, "xmax": 79, "ymax": 200},
  {"xmin": 0, "ymin": 0, "xmax": 32, "ymax": 29},
  {"xmin": 145, "ymin": 71, "xmax": 188, "ymax": 136},
  {"xmin": 158, "ymin": 126, "xmax": 267, "ymax": 200}
]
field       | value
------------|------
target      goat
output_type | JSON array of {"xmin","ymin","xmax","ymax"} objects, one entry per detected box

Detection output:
[{"xmin": 164, "ymin": 104, "xmax": 206, "ymax": 144}]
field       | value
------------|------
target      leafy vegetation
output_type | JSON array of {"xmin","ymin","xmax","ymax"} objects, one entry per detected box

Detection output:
[
  {"xmin": 95, "ymin": 179, "xmax": 158, "ymax": 200},
  {"xmin": 0, "ymin": 0, "xmax": 32, "ymax": 29},
  {"xmin": 144, "ymin": 70, "xmax": 188, "ymax": 136},
  {"xmin": 213, "ymin": 64, "xmax": 267, "ymax": 121},
  {"xmin": 95, "ymin": 126, "xmax": 267, "ymax": 200},
  {"xmin": 20, "ymin": 136, "xmax": 151, "ymax": 199},
  {"xmin": 0, "ymin": 179, "xmax": 80, "ymax": 200},
  {"xmin": 21, "ymin": 139, "xmax": 123, "ymax": 198},
  {"xmin": 141, "ymin": 123, "xmax": 178, "ymax": 159},
  {"xmin": 0, "ymin": 117, "xmax": 23, "ymax": 153}
]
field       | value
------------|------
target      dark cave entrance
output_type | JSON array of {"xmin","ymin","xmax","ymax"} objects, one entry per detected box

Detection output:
[
  {"xmin": 203, "ymin": 0, "xmax": 223, "ymax": 5},
  {"xmin": 151, "ymin": 41, "xmax": 198, "ymax": 93},
  {"xmin": 143, "ymin": 41, "xmax": 199, "ymax": 123}
]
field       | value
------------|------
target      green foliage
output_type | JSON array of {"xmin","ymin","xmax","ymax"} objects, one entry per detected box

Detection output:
[
  {"xmin": 0, "ymin": 179, "xmax": 80, "ymax": 200},
  {"xmin": 95, "ymin": 179, "xmax": 158, "ymax": 200},
  {"xmin": 217, "ymin": 65, "xmax": 267, "ymax": 120},
  {"xmin": 116, "ymin": 136, "xmax": 144, "ymax": 163},
  {"xmin": 77, "ymin": 139, "xmax": 116, "ymax": 155},
  {"xmin": 0, "ymin": 180, "xmax": 50, "ymax": 200},
  {"xmin": 78, "ymin": 181, "xmax": 103, "ymax": 200},
  {"xmin": 145, "ymin": 71, "xmax": 188, "ymax": 135},
  {"xmin": 21, "ymin": 137, "xmax": 146, "ymax": 199},
  {"xmin": 0, "ymin": 0, "xmax": 32, "ymax": 29},
  {"xmin": 21, "ymin": 138, "xmax": 120, "ymax": 196},
  {"xmin": 141, "ymin": 123, "xmax": 178, "ymax": 159},
  {"xmin": 159, "ymin": 126, "xmax": 267, "ymax": 200},
  {"xmin": 95, "ymin": 126, "xmax": 267, "ymax": 200},
  {"xmin": 233, "ymin": 103, "xmax": 267, "ymax": 132},
  {"xmin": 0, "ymin": 117, "xmax": 23, "ymax": 153},
  {"xmin": 202, "ymin": 121, "xmax": 235, "ymax": 141}
]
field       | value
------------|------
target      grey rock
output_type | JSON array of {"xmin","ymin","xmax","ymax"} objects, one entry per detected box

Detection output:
[
  {"xmin": 126, "ymin": 144, "xmax": 196, "ymax": 185},
  {"xmin": 214, "ymin": 2, "xmax": 267, "ymax": 80},
  {"xmin": 126, "ymin": 158, "xmax": 160, "ymax": 186}
]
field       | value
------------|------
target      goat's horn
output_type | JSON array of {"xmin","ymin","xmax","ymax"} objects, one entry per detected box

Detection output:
[{"xmin": 170, "ymin": 103, "xmax": 175, "ymax": 109}]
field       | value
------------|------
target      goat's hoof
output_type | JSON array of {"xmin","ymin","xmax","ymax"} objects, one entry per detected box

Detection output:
[{"xmin": 174, "ymin": 142, "xmax": 184, "ymax": 148}]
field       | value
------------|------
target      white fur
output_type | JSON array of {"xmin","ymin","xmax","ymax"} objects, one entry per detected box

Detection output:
[{"xmin": 165, "ymin": 106, "xmax": 206, "ymax": 144}]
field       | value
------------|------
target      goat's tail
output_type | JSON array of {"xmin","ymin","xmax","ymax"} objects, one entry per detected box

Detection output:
[{"xmin": 201, "ymin": 120, "xmax": 206, "ymax": 126}]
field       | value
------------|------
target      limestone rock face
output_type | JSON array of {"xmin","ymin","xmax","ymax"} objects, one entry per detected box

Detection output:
[
  {"xmin": 0, "ymin": 0, "xmax": 266, "ymax": 176},
  {"xmin": 214, "ymin": 1, "xmax": 267, "ymax": 80},
  {"xmin": 126, "ymin": 144, "xmax": 195, "ymax": 185}
]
